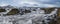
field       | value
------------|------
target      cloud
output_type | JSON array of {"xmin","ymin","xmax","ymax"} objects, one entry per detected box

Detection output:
[
  {"xmin": 0, "ymin": 0, "xmax": 60, "ymax": 7},
  {"xmin": 41, "ymin": 4, "xmax": 58, "ymax": 7},
  {"xmin": 0, "ymin": 2, "xmax": 8, "ymax": 6},
  {"xmin": 19, "ymin": 3, "xmax": 58, "ymax": 7},
  {"xmin": 14, "ymin": 0, "xmax": 59, "ymax": 7},
  {"xmin": 35, "ymin": 0, "xmax": 51, "ymax": 2},
  {"xmin": 0, "ymin": 4, "xmax": 8, "ymax": 6},
  {"xmin": 16, "ymin": 1, "xmax": 58, "ymax": 7}
]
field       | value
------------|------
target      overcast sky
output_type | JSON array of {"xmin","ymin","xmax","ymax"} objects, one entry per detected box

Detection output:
[{"xmin": 0, "ymin": 0, "xmax": 60, "ymax": 7}]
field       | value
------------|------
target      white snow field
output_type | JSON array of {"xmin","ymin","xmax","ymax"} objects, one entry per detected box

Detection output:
[{"xmin": 0, "ymin": 8, "xmax": 58, "ymax": 24}]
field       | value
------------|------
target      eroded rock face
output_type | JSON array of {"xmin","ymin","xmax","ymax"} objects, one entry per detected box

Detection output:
[
  {"xmin": 57, "ymin": 8, "xmax": 60, "ymax": 24},
  {"xmin": 6, "ymin": 9, "xmax": 20, "ymax": 15},
  {"xmin": 0, "ymin": 8, "xmax": 57, "ymax": 16},
  {"xmin": 24, "ymin": 9, "xmax": 31, "ymax": 13},
  {"xmin": 57, "ymin": 8, "xmax": 60, "ymax": 16},
  {"xmin": 0, "ymin": 8, "xmax": 31, "ymax": 16},
  {"xmin": 41, "ymin": 8, "xmax": 55, "ymax": 14},
  {"xmin": 0, "ymin": 9, "xmax": 6, "ymax": 12}
]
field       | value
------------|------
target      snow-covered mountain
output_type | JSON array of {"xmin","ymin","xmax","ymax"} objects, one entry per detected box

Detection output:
[{"xmin": 0, "ymin": 7, "xmax": 58, "ymax": 24}]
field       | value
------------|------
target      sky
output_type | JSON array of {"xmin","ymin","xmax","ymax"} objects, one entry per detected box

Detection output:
[{"xmin": 0, "ymin": 0, "xmax": 60, "ymax": 7}]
